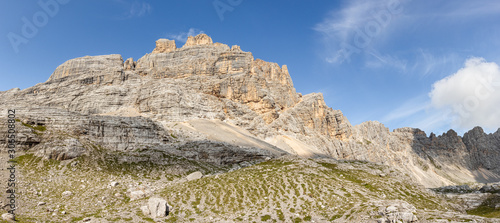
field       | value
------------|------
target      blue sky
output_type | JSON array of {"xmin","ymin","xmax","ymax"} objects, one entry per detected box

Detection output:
[{"xmin": 2, "ymin": 0, "xmax": 500, "ymax": 135}]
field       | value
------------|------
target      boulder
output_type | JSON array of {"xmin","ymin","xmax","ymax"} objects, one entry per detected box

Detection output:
[
  {"xmin": 147, "ymin": 197, "xmax": 169, "ymax": 218},
  {"xmin": 186, "ymin": 171, "xmax": 203, "ymax": 181},
  {"xmin": 130, "ymin": 190, "xmax": 146, "ymax": 200},
  {"xmin": 1, "ymin": 213, "xmax": 15, "ymax": 221}
]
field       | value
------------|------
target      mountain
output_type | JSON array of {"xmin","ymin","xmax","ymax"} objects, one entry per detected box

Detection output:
[{"xmin": 0, "ymin": 34, "xmax": 499, "ymax": 222}]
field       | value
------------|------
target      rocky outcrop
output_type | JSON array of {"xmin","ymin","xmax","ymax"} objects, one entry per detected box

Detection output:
[
  {"xmin": 48, "ymin": 54, "xmax": 123, "ymax": 81},
  {"xmin": 152, "ymin": 39, "xmax": 177, "ymax": 54},
  {"xmin": 463, "ymin": 127, "xmax": 500, "ymax": 173},
  {"xmin": 1, "ymin": 33, "xmax": 500, "ymax": 188},
  {"xmin": 183, "ymin": 33, "xmax": 212, "ymax": 47}
]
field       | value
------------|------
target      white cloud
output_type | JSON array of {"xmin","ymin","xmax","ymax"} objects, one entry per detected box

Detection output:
[
  {"xmin": 314, "ymin": 0, "xmax": 406, "ymax": 64},
  {"xmin": 429, "ymin": 57, "xmax": 500, "ymax": 130},
  {"xmin": 381, "ymin": 95, "xmax": 429, "ymax": 123},
  {"xmin": 128, "ymin": 1, "xmax": 151, "ymax": 17},
  {"xmin": 365, "ymin": 49, "xmax": 407, "ymax": 71},
  {"xmin": 166, "ymin": 28, "xmax": 205, "ymax": 43},
  {"xmin": 112, "ymin": 0, "xmax": 152, "ymax": 19}
]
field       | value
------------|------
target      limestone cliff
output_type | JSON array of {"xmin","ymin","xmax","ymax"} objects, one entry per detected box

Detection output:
[{"xmin": 1, "ymin": 33, "xmax": 499, "ymax": 188}]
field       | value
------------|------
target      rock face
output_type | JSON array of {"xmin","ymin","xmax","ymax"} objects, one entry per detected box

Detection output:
[
  {"xmin": 48, "ymin": 54, "xmax": 123, "ymax": 81},
  {"xmin": 1, "ymin": 33, "xmax": 500, "ymax": 188},
  {"xmin": 183, "ymin": 33, "xmax": 212, "ymax": 47},
  {"xmin": 152, "ymin": 39, "xmax": 176, "ymax": 54}
]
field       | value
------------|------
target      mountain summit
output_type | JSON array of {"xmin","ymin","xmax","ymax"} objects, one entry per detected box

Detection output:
[
  {"xmin": 1, "ymin": 33, "xmax": 499, "ymax": 221},
  {"xmin": 2, "ymin": 33, "xmax": 500, "ymax": 187}
]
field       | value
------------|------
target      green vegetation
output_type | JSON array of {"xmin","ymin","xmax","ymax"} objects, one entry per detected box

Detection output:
[
  {"xmin": 467, "ymin": 195, "xmax": 500, "ymax": 218},
  {"xmin": 261, "ymin": 215, "xmax": 271, "ymax": 221},
  {"xmin": 19, "ymin": 120, "xmax": 46, "ymax": 132}
]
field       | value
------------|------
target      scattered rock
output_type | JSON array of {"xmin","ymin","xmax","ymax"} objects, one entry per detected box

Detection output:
[
  {"xmin": 433, "ymin": 185, "xmax": 474, "ymax": 194},
  {"xmin": 1, "ymin": 213, "xmax": 15, "ymax": 221},
  {"xmin": 140, "ymin": 205, "xmax": 150, "ymax": 216},
  {"xmin": 378, "ymin": 202, "xmax": 418, "ymax": 223},
  {"xmin": 186, "ymin": 171, "xmax": 203, "ymax": 181},
  {"xmin": 141, "ymin": 197, "xmax": 170, "ymax": 218},
  {"xmin": 62, "ymin": 191, "xmax": 73, "ymax": 197},
  {"xmin": 110, "ymin": 182, "xmax": 119, "ymax": 187},
  {"xmin": 149, "ymin": 197, "xmax": 170, "ymax": 218},
  {"xmin": 130, "ymin": 190, "xmax": 146, "ymax": 200},
  {"xmin": 38, "ymin": 202, "xmax": 46, "ymax": 206}
]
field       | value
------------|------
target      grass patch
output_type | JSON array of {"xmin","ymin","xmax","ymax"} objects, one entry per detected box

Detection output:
[
  {"xmin": 261, "ymin": 215, "xmax": 271, "ymax": 221},
  {"xmin": 467, "ymin": 195, "xmax": 500, "ymax": 218}
]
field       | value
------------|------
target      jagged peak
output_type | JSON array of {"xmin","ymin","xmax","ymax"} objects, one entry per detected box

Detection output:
[
  {"xmin": 152, "ymin": 39, "xmax": 176, "ymax": 54},
  {"xmin": 182, "ymin": 33, "xmax": 213, "ymax": 47}
]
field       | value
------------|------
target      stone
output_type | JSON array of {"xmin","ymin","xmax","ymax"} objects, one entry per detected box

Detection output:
[
  {"xmin": 140, "ymin": 205, "xmax": 150, "ymax": 216},
  {"xmin": 110, "ymin": 182, "xmax": 119, "ymax": 187},
  {"xmin": 186, "ymin": 171, "xmax": 203, "ymax": 181},
  {"xmin": 385, "ymin": 205, "xmax": 398, "ymax": 213},
  {"xmin": 38, "ymin": 202, "xmax": 46, "ymax": 206},
  {"xmin": 36, "ymin": 138, "xmax": 86, "ymax": 161},
  {"xmin": 152, "ymin": 39, "xmax": 176, "ymax": 54},
  {"xmin": 62, "ymin": 191, "xmax": 73, "ymax": 197},
  {"xmin": 48, "ymin": 54, "xmax": 123, "ymax": 81},
  {"xmin": 1, "ymin": 33, "xmax": 500, "ymax": 190},
  {"xmin": 130, "ymin": 190, "xmax": 146, "ymax": 200},
  {"xmin": 1, "ymin": 213, "xmax": 15, "ymax": 221},
  {"xmin": 231, "ymin": 45, "xmax": 241, "ymax": 51},
  {"xmin": 124, "ymin": 57, "xmax": 136, "ymax": 70},
  {"xmin": 183, "ymin": 33, "xmax": 212, "ymax": 47},
  {"xmin": 148, "ymin": 197, "xmax": 170, "ymax": 218}
]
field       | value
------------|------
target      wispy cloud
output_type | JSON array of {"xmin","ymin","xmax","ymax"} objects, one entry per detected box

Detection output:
[
  {"xmin": 365, "ymin": 49, "xmax": 407, "ymax": 71},
  {"xmin": 128, "ymin": 1, "xmax": 151, "ymax": 18},
  {"xmin": 381, "ymin": 95, "xmax": 429, "ymax": 123},
  {"xmin": 112, "ymin": 0, "xmax": 152, "ymax": 19},
  {"xmin": 314, "ymin": 0, "xmax": 407, "ymax": 64},
  {"xmin": 166, "ymin": 28, "xmax": 205, "ymax": 43},
  {"xmin": 412, "ymin": 1, "xmax": 500, "ymax": 18}
]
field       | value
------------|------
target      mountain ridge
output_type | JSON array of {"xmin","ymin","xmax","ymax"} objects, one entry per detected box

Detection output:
[{"xmin": 1, "ymin": 33, "xmax": 499, "ymax": 189}]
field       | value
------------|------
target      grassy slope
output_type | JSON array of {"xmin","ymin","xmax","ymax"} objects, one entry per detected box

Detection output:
[{"xmin": 2, "ymin": 150, "xmax": 497, "ymax": 222}]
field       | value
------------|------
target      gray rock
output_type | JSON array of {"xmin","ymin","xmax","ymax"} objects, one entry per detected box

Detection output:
[
  {"xmin": 0, "ymin": 33, "xmax": 499, "ymax": 189},
  {"xmin": 140, "ymin": 205, "xmax": 150, "ymax": 216},
  {"xmin": 148, "ymin": 197, "xmax": 169, "ymax": 218},
  {"xmin": 62, "ymin": 191, "xmax": 72, "ymax": 197},
  {"xmin": 1, "ymin": 213, "xmax": 15, "ymax": 221},
  {"xmin": 130, "ymin": 190, "xmax": 146, "ymax": 201},
  {"xmin": 186, "ymin": 171, "xmax": 203, "ymax": 181}
]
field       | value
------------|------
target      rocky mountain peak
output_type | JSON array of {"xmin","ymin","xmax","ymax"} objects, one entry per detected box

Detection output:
[
  {"xmin": 152, "ymin": 39, "xmax": 177, "ymax": 54},
  {"xmin": 183, "ymin": 33, "xmax": 213, "ymax": 47},
  {"xmin": 2, "ymin": 33, "xmax": 500, "ymax": 190}
]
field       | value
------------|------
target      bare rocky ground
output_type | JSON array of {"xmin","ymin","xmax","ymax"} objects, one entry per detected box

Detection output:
[{"xmin": 1, "ymin": 150, "xmax": 499, "ymax": 223}]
